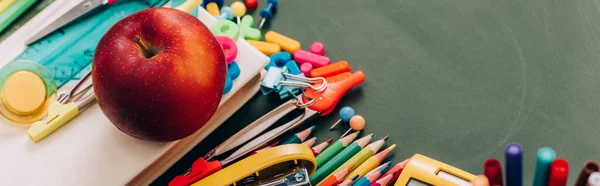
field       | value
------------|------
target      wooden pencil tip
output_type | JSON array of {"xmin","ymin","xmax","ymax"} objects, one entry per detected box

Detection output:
[
  {"xmin": 382, "ymin": 135, "xmax": 389, "ymax": 141},
  {"xmin": 326, "ymin": 138, "xmax": 334, "ymax": 143}
]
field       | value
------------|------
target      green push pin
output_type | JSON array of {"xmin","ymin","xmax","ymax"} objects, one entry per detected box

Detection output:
[{"xmin": 239, "ymin": 15, "xmax": 261, "ymax": 40}]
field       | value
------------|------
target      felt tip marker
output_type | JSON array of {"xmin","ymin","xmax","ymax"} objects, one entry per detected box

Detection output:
[
  {"xmin": 533, "ymin": 147, "xmax": 556, "ymax": 186},
  {"xmin": 505, "ymin": 143, "xmax": 523, "ymax": 186},
  {"xmin": 483, "ymin": 158, "xmax": 503, "ymax": 186},
  {"xmin": 547, "ymin": 158, "xmax": 569, "ymax": 186},
  {"xmin": 575, "ymin": 161, "xmax": 599, "ymax": 186}
]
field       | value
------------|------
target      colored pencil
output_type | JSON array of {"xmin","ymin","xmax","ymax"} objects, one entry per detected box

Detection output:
[
  {"xmin": 345, "ymin": 144, "xmax": 395, "ymax": 182},
  {"xmin": 302, "ymin": 137, "xmax": 317, "ymax": 147},
  {"xmin": 281, "ymin": 126, "xmax": 314, "ymax": 144},
  {"xmin": 547, "ymin": 158, "xmax": 569, "ymax": 186},
  {"xmin": 353, "ymin": 161, "xmax": 391, "ymax": 186},
  {"xmin": 320, "ymin": 165, "xmax": 355, "ymax": 186},
  {"xmin": 316, "ymin": 131, "xmax": 360, "ymax": 167},
  {"xmin": 338, "ymin": 175, "xmax": 359, "ymax": 186},
  {"xmin": 533, "ymin": 147, "xmax": 556, "ymax": 186},
  {"xmin": 575, "ymin": 161, "xmax": 599, "ymax": 186},
  {"xmin": 309, "ymin": 134, "xmax": 373, "ymax": 184},
  {"xmin": 250, "ymin": 141, "xmax": 279, "ymax": 155},
  {"xmin": 311, "ymin": 138, "xmax": 334, "ymax": 156},
  {"xmin": 505, "ymin": 143, "xmax": 523, "ymax": 186},
  {"xmin": 483, "ymin": 158, "xmax": 503, "ymax": 186},
  {"xmin": 369, "ymin": 174, "xmax": 393, "ymax": 186},
  {"xmin": 381, "ymin": 159, "xmax": 409, "ymax": 186}
]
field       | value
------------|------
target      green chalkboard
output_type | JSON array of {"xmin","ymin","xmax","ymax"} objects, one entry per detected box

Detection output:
[{"xmin": 153, "ymin": 0, "xmax": 600, "ymax": 185}]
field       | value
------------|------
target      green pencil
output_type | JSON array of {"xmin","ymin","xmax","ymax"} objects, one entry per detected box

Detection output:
[
  {"xmin": 281, "ymin": 126, "xmax": 314, "ymax": 144},
  {"xmin": 309, "ymin": 133, "xmax": 373, "ymax": 184},
  {"xmin": 316, "ymin": 131, "xmax": 360, "ymax": 168}
]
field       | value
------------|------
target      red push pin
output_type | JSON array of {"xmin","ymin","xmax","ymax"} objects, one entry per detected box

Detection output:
[{"xmin": 245, "ymin": 0, "xmax": 258, "ymax": 10}]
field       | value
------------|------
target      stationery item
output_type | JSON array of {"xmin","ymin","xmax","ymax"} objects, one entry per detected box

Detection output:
[
  {"xmin": 300, "ymin": 63, "xmax": 313, "ymax": 77},
  {"xmin": 310, "ymin": 134, "xmax": 373, "ymax": 183},
  {"xmin": 311, "ymin": 138, "xmax": 334, "ymax": 156},
  {"xmin": 588, "ymin": 172, "xmax": 600, "ymax": 186},
  {"xmin": 228, "ymin": 62, "xmax": 241, "ymax": 80},
  {"xmin": 191, "ymin": 144, "xmax": 316, "ymax": 186},
  {"xmin": 505, "ymin": 143, "xmax": 523, "ymax": 186},
  {"xmin": 340, "ymin": 175, "xmax": 360, "ymax": 186},
  {"xmin": 258, "ymin": 0, "xmax": 278, "ymax": 29},
  {"xmin": 330, "ymin": 106, "xmax": 356, "ymax": 130},
  {"xmin": 174, "ymin": 71, "xmax": 365, "ymax": 185},
  {"xmin": 282, "ymin": 125, "xmax": 315, "ymax": 144},
  {"xmin": 260, "ymin": 66, "xmax": 284, "ymax": 95},
  {"xmin": 354, "ymin": 162, "xmax": 391, "ymax": 186},
  {"xmin": 245, "ymin": 0, "xmax": 257, "ymax": 10},
  {"xmin": 323, "ymin": 136, "xmax": 387, "ymax": 185},
  {"xmin": 0, "ymin": 0, "xmax": 17, "ymax": 15},
  {"xmin": 0, "ymin": 60, "xmax": 57, "ymax": 124},
  {"xmin": 230, "ymin": 1, "xmax": 245, "ymax": 24},
  {"xmin": 342, "ymin": 115, "xmax": 366, "ymax": 137},
  {"xmin": 370, "ymin": 174, "xmax": 394, "ymax": 186},
  {"xmin": 294, "ymin": 50, "xmax": 331, "ymax": 68},
  {"xmin": 312, "ymin": 61, "xmax": 351, "ymax": 78},
  {"xmin": 394, "ymin": 154, "xmax": 475, "ymax": 186},
  {"xmin": 321, "ymin": 165, "xmax": 355, "ymax": 186},
  {"xmin": 247, "ymin": 40, "xmax": 281, "ymax": 56},
  {"xmin": 483, "ymin": 158, "xmax": 503, "ymax": 186},
  {"xmin": 26, "ymin": 0, "xmax": 120, "ymax": 45},
  {"xmin": 316, "ymin": 131, "xmax": 360, "ymax": 167},
  {"xmin": 252, "ymin": 141, "xmax": 279, "ymax": 155},
  {"xmin": 382, "ymin": 159, "xmax": 409, "ymax": 186},
  {"xmin": 533, "ymin": 147, "xmax": 556, "ymax": 186},
  {"xmin": 345, "ymin": 144, "xmax": 396, "ymax": 183},
  {"xmin": 206, "ymin": 2, "xmax": 220, "ymax": 16},
  {"xmin": 310, "ymin": 42, "xmax": 325, "ymax": 56},
  {"xmin": 265, "ymin": 51, "xmax": 292, "ymax": 70},
  {"xmin": 302, "ymin": 137, "xmax": 317, "ymax": 147},
  {"xmin": 0, "ymin": 0, "xmax": 37, "ymax": 33},
  {"xmin": 265, "ymin": 31, "xmax": 301, "ymax": 53},
  {"xmin": 201, "ymin": 0, "xmax": 224, "ymax": 8},
  {"xmin": 239, "ymin": 15, "xmax": 261, "ymax": 40},
  {"xmin": 215, "ymin": 6, "xmax": 233, "ymax": 20},
  {"xmin": 575, "ymin": 161, "xmax": 599, "ymax": 186},
  {"xmin": 547, "ymin": 158, "xmax": 569, "ymax": 186},
  {"xmin": 215, "ymin": 36, "xmax": 238, "ymax": 64}
]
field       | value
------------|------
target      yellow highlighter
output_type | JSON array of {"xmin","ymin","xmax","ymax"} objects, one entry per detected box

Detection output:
[
  {"xmin": 28, "ymin": 86, "xmax": 95, "ymax": 142},
  {"xmin": 193, "ymin": 144, "xmax": 317, "ymax": 186},
  {"xmin": 395, "ymin": 154, "xmax": 475, "ymax": 186}
]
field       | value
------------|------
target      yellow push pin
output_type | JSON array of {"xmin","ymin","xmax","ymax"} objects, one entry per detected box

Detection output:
[
  {"xmin": 206, "ymin": 2, "xmax": 220, "ymax": 16},
  {"xmin": 230, "ymin": 1, "xmax": 246, "ymax": 24},
  {"xmin": 341, "ymin": 115, "xmax": 365, "ymax": 138}
]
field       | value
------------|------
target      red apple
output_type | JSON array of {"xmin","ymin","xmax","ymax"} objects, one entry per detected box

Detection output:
[{"xmin": 92, "ymin": 8, "xmax": 226, "ymax": 141}]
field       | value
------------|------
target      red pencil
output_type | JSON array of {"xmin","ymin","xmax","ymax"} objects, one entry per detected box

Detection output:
[
  {"xmin": 484, "ymin": 158, "xmax": 503, "ymax": 186},
  {"xmin": 311, "ymin": 138, "xmax": 334, "ymax": 156},
  {"xmin": 370, "ymin": 174, "xmax": 394, "ymax": 186},
  {"xmin": 548, "ymin": 158, "xmax": 569, "ymax": 186},
  {"xmin": 381, "ymin": 159, "xmax": 409, "ymax": 186}
]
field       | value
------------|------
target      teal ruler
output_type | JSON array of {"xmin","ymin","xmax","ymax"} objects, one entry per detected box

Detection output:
[{"xmin": 15, "ymin": 0, "xmax": 169, "ymax": 87}]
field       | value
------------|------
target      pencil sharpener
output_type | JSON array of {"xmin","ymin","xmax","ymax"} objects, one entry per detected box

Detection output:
[{"xmin": 0, "ymin": 60, "xmax": 57, "ymax": 124}]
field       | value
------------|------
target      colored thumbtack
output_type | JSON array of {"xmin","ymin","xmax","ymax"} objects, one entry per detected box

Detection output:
[
  {"xmin": 341, "ymin": 115, "xmax": 365, "ymax": 137},
  {"xmin": 310, "ymin": 42, "xmax": 325, "ymax": 56},
  {"xmin": 258, "ymin": 0, "xmax": 278, "ymax": 29},
  {"xmin": 216, "ymin": 6, "xmax": 234, "ymax": 20},
  {"xmin": 329, "ymin": 106, "xmax": 355, "ymax": 130},
  {"xmin": 231, "ymin": 1, "xmax": 246, "ymax": 24},
  {"xmin": 206, "ymin": 2, "xmax": 220, "ymax": 16},
  {"xmin": 300, "ymin": 63, "xmax": 313, "ymax": 77},
  {"xmin": 245, "ymin": 0, "xmax": 258, "ymax": 10}
]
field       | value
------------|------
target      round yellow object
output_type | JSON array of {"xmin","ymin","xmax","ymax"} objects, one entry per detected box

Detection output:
[
  {"xmin": 2, "ymin": 71, "xmax": 47, "ymax": 115},
  {"xmin": 231, "ymin": 1, "xmax": 246, "ymax": 16}
]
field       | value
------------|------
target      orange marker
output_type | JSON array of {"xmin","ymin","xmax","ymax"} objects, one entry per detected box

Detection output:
[
  {"xmin": 302, "ymin": 137, "xmax": 317, "ymax": 147},
  {"xmin": 265, "ymin": 31, "xmax": 301, "ymax": 53},
  {"xmin": 320, "ymin": 165, "xmax": 355, "ymax": 186},
  {"xmin": 311, "ymin": 61, "xmax": 351, "ymax": 78},
  {"xmin": 246, "ymin": 40, "xmax": 281, "ymax": 56},
  {"xmin": 311, "ymin": 138, "xmax": 334, "ymax": 156}
]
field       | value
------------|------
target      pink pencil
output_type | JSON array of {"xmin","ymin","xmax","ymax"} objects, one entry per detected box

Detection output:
[{"xmin": 370, "ymin": 174, "xmax": 394, "ymax": 186}]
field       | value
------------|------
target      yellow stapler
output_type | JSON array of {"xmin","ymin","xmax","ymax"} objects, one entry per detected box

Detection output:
[{"xmin": 193, "ymin": 144, "xmax": 316, "ymax": 186}]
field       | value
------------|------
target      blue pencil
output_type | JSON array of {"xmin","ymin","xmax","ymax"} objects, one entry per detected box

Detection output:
[
  {"xmin": 505, "ymin": 143, "xmax": 523, "ymax": 186},
  {"xmin": 532, "ymin": 147, "xmax": 556, "ymax": 186}
]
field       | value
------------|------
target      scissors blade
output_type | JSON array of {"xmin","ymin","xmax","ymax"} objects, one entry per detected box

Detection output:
[
  {"xmin": 25, "ymin": 0, "xmax": 106, "ymax": 45},
  {"xmin": 221, "ymin": 108, "xmax": 318, "ymax": 165},
  {"xmin": 205, "ymin": 99, "xmax": 298, "ymax": 159}
]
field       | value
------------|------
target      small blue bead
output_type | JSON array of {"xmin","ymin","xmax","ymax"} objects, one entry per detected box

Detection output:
[{"xmin": 339, "ymin": 106, "xmax": 355, "ymax": 122}]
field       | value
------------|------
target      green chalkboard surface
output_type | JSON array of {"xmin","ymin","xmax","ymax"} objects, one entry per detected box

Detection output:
[{"xmin": 152, "ymin": 0, "xmax": 600, "ymax": 185}]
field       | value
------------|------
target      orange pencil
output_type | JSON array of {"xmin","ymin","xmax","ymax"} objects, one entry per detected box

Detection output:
[
  {"xmin": 311, "ymin": 138, "xmax": 334, "ymax": 156},
  {"xmin": 320, "ymin": 165, "xmax": 355, "ymax": 186}
]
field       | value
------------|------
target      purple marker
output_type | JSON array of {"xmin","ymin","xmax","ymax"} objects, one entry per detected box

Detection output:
[{"xmin": 505, "ymin": 143, "xmax": 523, "ymax": 186}]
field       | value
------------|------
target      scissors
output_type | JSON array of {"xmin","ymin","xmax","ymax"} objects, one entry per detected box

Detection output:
[
  {"xmin": 169, "ymin": 70, "xmax": 365, "ymax": 186},
  {"xmin": 25, "ymin": 0, "xmax": 119, "ymax": 45}
]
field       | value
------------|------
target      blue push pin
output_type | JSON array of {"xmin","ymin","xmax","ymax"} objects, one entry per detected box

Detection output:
[
  {"xmin": 216, "ymin": 6, "xmax": 234, "ymax": 20},
  {"xmin": 258, "ymin": 0, "xmax": 278, "ymax": 29},
  {"xmin": 329, "ymin": 106, "xmax": 355, "ymax": 130}
]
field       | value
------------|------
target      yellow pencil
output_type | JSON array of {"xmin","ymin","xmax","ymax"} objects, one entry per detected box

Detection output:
[
  {"xmin": 343, "ymin": 144, "xmax": 396, "ymax": 182},
  {"xmin": 0, "ymin": 0, "xmax": 17, "ymax": 15}
]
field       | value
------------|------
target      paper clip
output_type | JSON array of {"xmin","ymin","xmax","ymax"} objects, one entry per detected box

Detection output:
[
  {"xmin": 276, "ymin": 72, "xmax": 328, "ymax": 92},
  {"xmin": 170, "ymin": 70, "xmax": 365, "ymax": 186}
]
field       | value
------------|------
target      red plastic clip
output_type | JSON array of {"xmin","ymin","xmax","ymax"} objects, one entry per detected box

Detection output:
[
  {"xmin": 169, "ymin": 158, "xmax": 223, "ymax": 186},
  {"xmin": 303, "ymin": 71, "xmax": 365, "ymax": 116}
]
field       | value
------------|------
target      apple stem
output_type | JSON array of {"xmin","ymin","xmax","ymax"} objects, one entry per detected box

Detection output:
[{"xmin": 133, "ymin": 36, "xmax": 156, "ymax": 58}]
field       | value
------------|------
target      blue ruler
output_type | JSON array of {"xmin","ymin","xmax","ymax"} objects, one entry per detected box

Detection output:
[{"xmin": 15, "ymin": 0, "xmax": 169, "ymax": 87}]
